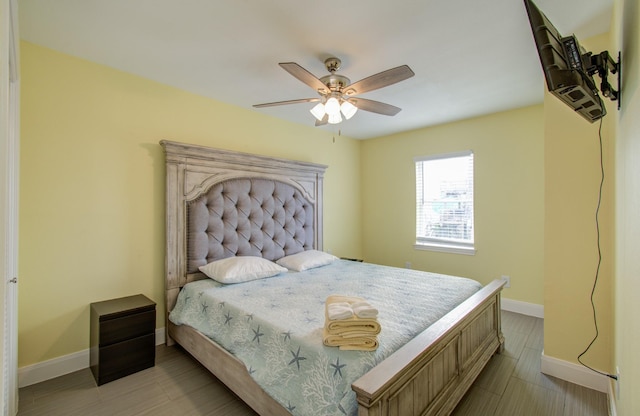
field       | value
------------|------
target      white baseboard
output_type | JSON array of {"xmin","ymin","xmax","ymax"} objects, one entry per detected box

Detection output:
[
  {"xmin": 608, "ymin": 377, "xmax": 617, "ymax": 416},
  {"xmin": 18, "ymin": 348, "xmax": 89, "ymax": 388},
  {"xmin": 502, "ymin": 302, "xmax": 613, "ymax": 403},
  {"xmin": 540, "ymin": 352, "xmax": 609, "ymax": 393},
  {"xmin": 501, "ymin": 297, "xmax": 544, "ymax": 318},
  {"xmin": 18, "ymin": 328, "xmax": 166, "ymax": 388}
]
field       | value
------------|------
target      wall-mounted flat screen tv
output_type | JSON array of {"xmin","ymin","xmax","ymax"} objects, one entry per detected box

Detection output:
[{"xmin": 523, "ymin": 0, "xmax": 618, "ymax": 122}]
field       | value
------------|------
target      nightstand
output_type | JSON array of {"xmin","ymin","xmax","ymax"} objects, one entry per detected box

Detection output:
[
  {"xmin": 340, "ymin": 257, "xmax": 363, "ymax": 262},
  {"xmin": 90, "ymin": 294, "xmax": 156, "ymax": 385}
]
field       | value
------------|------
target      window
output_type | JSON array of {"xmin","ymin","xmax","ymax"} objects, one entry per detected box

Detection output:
[{"xmin": 415, "ymin": 151, "xmax": 475, "ymax": 255}]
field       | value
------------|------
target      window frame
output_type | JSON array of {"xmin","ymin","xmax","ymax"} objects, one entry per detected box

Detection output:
[{"xmin": 414, "ymin": 150, "xmax": 476, "ymax": 255}]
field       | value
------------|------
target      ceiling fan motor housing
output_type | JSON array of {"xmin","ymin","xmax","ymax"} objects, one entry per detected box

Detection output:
[
  {"xmin": 320, "ymin": 74, "xmax": 351, "ymax": 91},
  {"xmin": 321, "ymin": 58, "xmax": 350, "ymax": 92}
]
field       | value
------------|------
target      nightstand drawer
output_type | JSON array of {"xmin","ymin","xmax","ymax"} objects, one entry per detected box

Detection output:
[
  {"xmin": 100, "ymin": 310, "xmax": 155, "ymax": 346},
  {"xmin": 96, "ymin": 333, "xmax": 155, "ymax": 385}
]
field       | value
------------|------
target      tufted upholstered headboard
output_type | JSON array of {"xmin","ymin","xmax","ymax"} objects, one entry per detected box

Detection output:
[
  {"xmin": 186, "ymin": 178, "xmax": 315, "ymax": 272},
  {"xmin": 161, "ymin": 140, "xmax": 327, "ymax": 313}
]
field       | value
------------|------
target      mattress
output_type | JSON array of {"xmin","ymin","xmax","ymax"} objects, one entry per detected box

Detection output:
[{"xmin": 169, "ymin": 260, "xmax": 482, "ymax": 416}]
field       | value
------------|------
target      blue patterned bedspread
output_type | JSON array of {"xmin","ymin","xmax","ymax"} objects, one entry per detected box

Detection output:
[{"xmin": 169, "ymin": 260, "xmax": 482, "ymax": 415}]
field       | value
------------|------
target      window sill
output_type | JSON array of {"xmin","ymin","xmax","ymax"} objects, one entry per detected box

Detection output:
[{"xmin": 413, "ymin": 242, "xmax": 476, "ymax": 256}]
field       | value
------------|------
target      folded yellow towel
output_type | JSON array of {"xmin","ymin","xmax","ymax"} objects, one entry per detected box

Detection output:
[
  {"xmin": 322, "ymin": 328, "xmax": 379, "ymax": 351},
  {"xmin": 324, "ymin": 317, "xmax": 381, "ymax": 336}
]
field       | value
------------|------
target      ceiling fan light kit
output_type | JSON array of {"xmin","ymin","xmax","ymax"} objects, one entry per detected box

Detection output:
[
  {"xmin": 310, "ymin": 102, "xmax": 326, "ymax": 120},
  {"xmin": 254, "ymin": 57, "xmax": 414, "ymax": 126},
  {"xmin": 324, "ymin": 96, "xmax": 341, "ymax": 115},
  {"xmin": 340, "ymin": 100, "xmax": 358, "ymax": 119},
  {"xmin": 327, "ymin": 112, "xmax": 342, "ymax": 125},
  {"xmin": 309, "ymin": 91, "xmax": 358, "ymax": 124}
]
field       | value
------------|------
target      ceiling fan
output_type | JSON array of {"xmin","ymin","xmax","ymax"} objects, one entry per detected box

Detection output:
[{"xmin": 253, "ymin": 57, "xmax": 415, "ymax": 125}]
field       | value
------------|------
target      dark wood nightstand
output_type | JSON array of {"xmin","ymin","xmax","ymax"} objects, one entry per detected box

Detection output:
[{"xmin": 90, "ymin": 294, "xmax": 156, "ymax": 385}]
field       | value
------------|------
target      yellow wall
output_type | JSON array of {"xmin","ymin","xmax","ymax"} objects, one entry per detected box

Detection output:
[
  {"xmin": 18, "ymin": 42, "xmax": 362, "ymax": 367},
  {"xmin": 360, "ymin": 105, "xmax": 545, "ymax": 304},
  {"xmin": 613, "ymin": 0, "xmax": 640, "ymax": 413},
  {"xmin": 543, "ymin": 33, "xmax": 615, "ymax": 375}
]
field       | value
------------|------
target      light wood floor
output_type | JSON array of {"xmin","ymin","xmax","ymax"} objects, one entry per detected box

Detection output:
[{"xmin": 18, "ymin": 311, "xmax": 608, "ymax": 416}]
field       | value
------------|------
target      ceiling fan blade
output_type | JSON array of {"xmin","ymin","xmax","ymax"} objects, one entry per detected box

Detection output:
[
  {"xmin": 315, "ymin": 114, "xmax": 328, "ymax": 126},
  {"xmin": 253, "ymin": 98, "xmax": 320, "ymax": 108},
  {"xmin": 279, "ymin": 62, "xmax": 329, "ymax": 94},
  {"xmin": 343, "ymin": 65, "xmax": 415, "ymax": 96},
  {"xmin": 348, "ymin": 97, "xmax": 402, "ymax": 116}
]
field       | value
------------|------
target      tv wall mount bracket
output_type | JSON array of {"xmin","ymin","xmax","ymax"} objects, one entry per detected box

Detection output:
[
  {"xmin": 562, "ymin": 35, "xmax": 621, "ymax": 110},
  {"xmin": 588, "ymin": 50, "xmax": 621, "ymax": 110}
]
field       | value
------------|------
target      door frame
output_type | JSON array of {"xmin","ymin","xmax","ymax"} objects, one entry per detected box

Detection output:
[{"xmin": 1, "ymin": 0, "xmax": 20, "ymax": 414}]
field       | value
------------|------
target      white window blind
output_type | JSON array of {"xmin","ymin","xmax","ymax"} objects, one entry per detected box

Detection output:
[{"xmin": 415, "ymin": 151, "xmax": 475, "ymax": 254}]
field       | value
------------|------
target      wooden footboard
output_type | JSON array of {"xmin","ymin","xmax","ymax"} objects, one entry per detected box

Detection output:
[{"xmin": 352, "ymin": 279, "xmax": 505, "ymax": 416}]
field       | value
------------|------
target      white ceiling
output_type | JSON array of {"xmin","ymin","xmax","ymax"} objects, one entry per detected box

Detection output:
[{"xmin": 18, "ymin": 0, "xmax": 613, "ymax": 139}]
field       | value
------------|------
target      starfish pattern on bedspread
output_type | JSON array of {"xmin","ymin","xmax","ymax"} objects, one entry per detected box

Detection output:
[
  {"xmin": 331, "ymin": 357, "xmax": 346, "ymax": 377},
  {"xmin": 288, "ymin": 346, "xmax": 306, "ymax": 370},
  {"xmin": 252, "ymin": 325, "xmax": 264, "ymax": 344}
]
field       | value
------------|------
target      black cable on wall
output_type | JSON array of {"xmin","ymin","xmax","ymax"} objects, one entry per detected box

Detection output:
[{"xmin": 576, "ymin": 115, "xmax": 617, "ymax": 381}]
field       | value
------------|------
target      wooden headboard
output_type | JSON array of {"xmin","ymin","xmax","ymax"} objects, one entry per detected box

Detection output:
[{"xmin": 160, "ymin": 140, "xmax": 328, "ymax": 313}]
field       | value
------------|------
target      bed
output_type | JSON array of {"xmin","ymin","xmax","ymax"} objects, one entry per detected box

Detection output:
[{"xmin": 160, "ymin": 140, "xmax": 505, "ymax": 416}]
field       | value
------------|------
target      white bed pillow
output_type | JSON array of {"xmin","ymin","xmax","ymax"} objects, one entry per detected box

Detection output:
[
  {"xmin": 198, "ymin": 256, "xmax": 287, "ymax": 284},
  {"xmin": 276, "ymin": 250, "xmax": 338, "ymax": 272}
]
